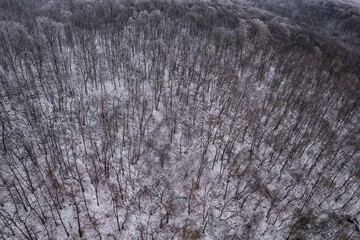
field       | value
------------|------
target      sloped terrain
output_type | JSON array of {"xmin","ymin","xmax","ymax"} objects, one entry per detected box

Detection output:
[
  {"xmin": 0, "ymin": 0, "xmax": 360, "ymax": 239},
  {"xmin": 252, "ymin": 0, "xmax": 360, "ymax": 52}
]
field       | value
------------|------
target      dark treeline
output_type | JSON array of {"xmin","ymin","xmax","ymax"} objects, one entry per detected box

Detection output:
[
  {"xmin": 253, "ymin": 0, "xmax": 360, "ymax": 53},
  {"xmin": 0, "ymin": 0, "xmax": 359, "ymax": 239}
]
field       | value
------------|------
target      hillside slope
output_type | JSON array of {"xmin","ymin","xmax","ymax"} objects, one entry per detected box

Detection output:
[
  {"xmin": 0, "ymin": 0, "xmax": 360, "ymax": 239},
  {"xmin": 251, "ymin": 0, "xmax": 360, "ymax": 53}
]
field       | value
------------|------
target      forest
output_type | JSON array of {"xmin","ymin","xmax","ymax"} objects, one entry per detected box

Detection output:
[
  {"xmin": 0, "ymin": 0, "xmax": 360, "ymax": 239},
  {"xmin": 252, "ymin": 0, "xmax": 360, "ymax": 52}
]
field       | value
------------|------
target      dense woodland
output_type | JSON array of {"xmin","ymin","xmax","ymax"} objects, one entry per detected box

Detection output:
[
  {"xmin": 253, "ymin": 0, "xmax": 360, "ymax": 53},
  {"xmin": 0, "ymin": 0, "xmax": 360, "ymax": 239}
]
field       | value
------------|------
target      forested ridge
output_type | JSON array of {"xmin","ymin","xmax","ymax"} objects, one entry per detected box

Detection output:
[
  {"xmin": 0, "ymin": 0, "xmax": 360, "ymax": 239},
  {"xmin": 252, "ymin": 0, "xmax": 360, "ymax": 53}
]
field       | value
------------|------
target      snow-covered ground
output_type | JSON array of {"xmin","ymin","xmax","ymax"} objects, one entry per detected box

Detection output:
[{"xmin": 0, "ymin": 1, "xmax": 359, "ymax": 239}]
